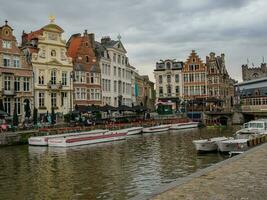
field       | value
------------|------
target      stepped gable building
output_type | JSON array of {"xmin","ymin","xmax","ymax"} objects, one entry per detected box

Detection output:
[
  {"xmin": 242, "ymin": 63, "xmax": 267, "ymax": 81},
  {"xmin": 154, "ymin": 59, "xmax": 183, "ymax": 113},
  {"xmin": 95, "ymin": 36, "xmax": 133, "ymax": 107},
  {"xmin": 21, "ymin": 18, "xmax": 73, "ymax": 116},
  {"xmin": 183, "ymin": 50, "xmax": 207, "ymax": 100},
  {"xmin": 206, "ymin": 52, "xmax": 235, "ymax": 111},
  {"xmin": 67, "ymin": 31, "xmax": 101, "ymax": 106},
  {"xmin": 0, "ymin": 20, "xmax": 33, "ymax": 121}
]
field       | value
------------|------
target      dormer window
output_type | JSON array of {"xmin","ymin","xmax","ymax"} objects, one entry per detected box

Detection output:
[
  {"xmin": 51, "ymin": 50, "xmax": 56, "ymax": 57},
  {"xmin": 2, "ymin": 40, "xmax": 11, "ymax": 49},
  {"xmin": 166, "ymin": 62, "xmax": 171, "ymax": 69}
]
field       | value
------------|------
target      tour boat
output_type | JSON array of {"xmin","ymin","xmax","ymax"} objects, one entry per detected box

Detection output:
[
  {"xmin": 193, "ymin": 137, "xmax": 228, "ymax": 152},
  {"xmin": 235, "ymin": 119, "xmax": 267, "ymax": 139},
  {"xmin": 28, "ymin": 129, "xmax": 109, "ymax": 146},
  {"xmin": 48, "ymin": 130, "xmax": 127, "ymax": 147},
  {"xmin": 217, "ymin": 138, "xmax": 249, "ymax": 153},
  {"xmin": 170, "ymin": 122, "xmax": 199, "ymax": 130},
  {"xmin": 142, "ymin": 124, "xmax": 170, "ymax": 133},
  {"xmin": 122, "ymin": 127, "xmax": 143, "ymax": 135}
]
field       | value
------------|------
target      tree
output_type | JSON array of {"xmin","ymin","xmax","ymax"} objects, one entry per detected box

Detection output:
[
  {"xmin": 13, "ymin": 106, "xmax": 19, "ymax": 126},
  {"xmin": 51, "ymin": 107, "xmax": 56, "ymax": 124},
  {"xmin": 33, "ymin": 107, "xmax": 38, "ymax": 125},
  {"xmin": 24, "ymin": 100, "xmax": 31, "ymax": 118}
]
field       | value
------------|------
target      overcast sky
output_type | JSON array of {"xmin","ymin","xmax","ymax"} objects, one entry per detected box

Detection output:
[{"xmin": 1, "ymin": 0, "xmax": 267, "ymax": 82}]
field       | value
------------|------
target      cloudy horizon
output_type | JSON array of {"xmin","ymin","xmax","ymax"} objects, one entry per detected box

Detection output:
[{"xmin": 1, "ymin": 0, "xmax": 267, "ymax": 82}]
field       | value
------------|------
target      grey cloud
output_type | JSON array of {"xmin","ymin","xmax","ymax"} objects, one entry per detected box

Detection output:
[{"xmin": 0, "ymin": 0, "xmax": 266, "ymax": 82}]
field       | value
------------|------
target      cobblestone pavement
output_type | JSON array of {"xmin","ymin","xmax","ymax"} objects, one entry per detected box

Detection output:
[{"xmin": 151, "ymin": 143, "xmax": 267, "ymax": 200}]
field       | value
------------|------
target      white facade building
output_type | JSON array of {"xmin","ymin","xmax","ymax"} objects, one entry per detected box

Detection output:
[
  {"xmin": 154, "ymin": 60, "xmax": 183, "ymax": 109},
  {"xmin": 95, "ymin": 36, "xmax": 133, "ymax": 107}
]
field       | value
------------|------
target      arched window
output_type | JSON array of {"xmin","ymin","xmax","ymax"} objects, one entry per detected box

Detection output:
[
  {"xmin": 51, "ymin": 50, "xmax": 56, "ymax": 57},
  {"xmin": 252, "ymin": 73, "xmax": 259, "ymax": 78},
  {"xmin": 86, "ymin": 56, "xmax": 89, "ymax": 63}
]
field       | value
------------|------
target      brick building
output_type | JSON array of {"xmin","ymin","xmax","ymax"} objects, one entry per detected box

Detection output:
[
  {"xmin": 67, "ymin": 31, "xmax": 101, "ymax": 106},
  {"xmin": 0, "ymin": 20, "xmax": 33, "ymax": 122}
]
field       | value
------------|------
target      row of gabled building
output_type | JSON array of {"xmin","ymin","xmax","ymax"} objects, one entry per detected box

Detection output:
[
  {"xmin": 0, "ymin": 19, "xmax": 155, "ymax": 122},
  {"xmin": 154, "ymin": 50, "xmax": 236, "ymax": 115}
]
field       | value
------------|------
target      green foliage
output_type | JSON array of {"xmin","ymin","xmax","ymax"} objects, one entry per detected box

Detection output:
[
  {"xmin": 13, "ymin": 106, "xmax": 19, "ymax": 126},
  {"xmin": 33, "ymin": 107, "xmax": 38, "ymax": 125}
]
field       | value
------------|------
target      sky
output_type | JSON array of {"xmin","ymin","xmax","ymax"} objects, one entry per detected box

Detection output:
[{"xmin": 1, "ymin": 0, "xmax": 267, "ymax": 82}]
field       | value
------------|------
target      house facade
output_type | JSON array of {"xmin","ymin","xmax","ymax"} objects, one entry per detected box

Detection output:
[
  {"xmin": 21, "ymin": 18, "xmax": 73, "ymax": 116},
  {"xmin": 154, "ymin": 59, "xmax": 183, "ymax": 112},
  {"xmin": 0, "ymin": 21, "xmax": 33, "ymax": 121},
  {"xmin": 67, "ymin": 31, "xmax": 101, "ymax": 106}
]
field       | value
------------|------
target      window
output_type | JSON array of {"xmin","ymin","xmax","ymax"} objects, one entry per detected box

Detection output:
[
  {"xmin": 62, "ymin": 72, "xmax": 67, "ymax": 86},
  {"xmin": 51, "ymin": 93, "xmax": 57, "ymax": 107},
  {"xmin": 4, "ymin": 76, "xmax": 11, "ymax": 90},
  {"xmin": 51, "ymin": 50, "xmax": 56, "ymax": 57},
  {"xmin": 91, "ymin": 89, "xmax": 94, "ymax": 100},
  {"xmin": 189, "ymin": 64, "xmax": 194, "ymax": 71},
  {"xmin": 75, "ymin": 88, "xmax": 81, "ymax": 100},
  {"xmin": 85, "ymin": 56, "xmax": 89, "ymax": 63},
  {"xmin": 167, "ymin": 75, "xmax": 171, "ymax": 83},
  {"xmin": 159, "ymin": 87, "xmax": 163, "ymax": 97},
  {"xmin": 95, "ymin": 89, "xmax": 100, "ymax": 100},
  {"xmin": 122, "ymin": 69, "xmax": 125, "ymax": 78},
  {"xmin": 39, "ymin": 92, "xmax": 45, "ymax": 107},
  {"xmin": 3, "ymin": 98, "xmax": 11, "ymax": 114},
  {"xmin": 2, "ymin": 40, "xmax": 11, "ymax": 49},
  {"xmin": 167, "ymin": 86, "xmax": 172, "ymax": 96},
  {"xmin": 122, "ymin": 56, "xmax": 125, "ymax": 65},
  {"xmin": 51, "ymin": 70, "xmax": 56, "ymax": 85},
  {"xmin": 14, "ymin": 98, "xmax": 21, "ymax": 115},
  {"xmin": 190, "ymin": 86, "xmax": 194, "ymax": 95},
  {"xmin": 40, "ymin": 48, "xmax": 46, "ymax": 58},
  {"xmin": 81, "ymin": 88, "xmax": 86, "ymax": 100},
  {"xmin": 61, "ymin": 92, "xmax": 67, "ymax": 106},
  {"xmin": 195, "ymin": 73, "xmax": 200, "ymax": 82},
  {"xmin": 13, "ymin": 56, "xmax": 20, "ymax": 68},
  {"xmin": 189, "ymin": 74, "xmax": 194, "ymax": 82},
  {"xmin": 175, "ymin": 86, "xmax": 180, "ymax": 95},
  {"xmin": 184, "ymin": 86, "xmax": 188, "ymax": 95},
  {"xmin": 114, "ymin": 66, "xmax": 117, "ymax": 76},
  {"xmin": 118, "ymin": 68, "xmax": 121, "ymax": 77},
  {"xmin": 3, "ymin": 55, "xmax": 10, "ymax": 67},
  {"xmin": 175, "ymin": 74, "xmax": 179, "ymax": 83},
  {"xmin": 23, "ymin": 77, "xmax": 30, "ymax": 91},
  {"xmin": 14, "ymin": 77, "xmax": 20, "ymax": 91},
  {"xmin": 195, "ymin": 65, "xmax": 199, "ymax": 70},
  {"xmin": 201, "ymin": 86, "xmax": 206, "ymax": 95},
  {"xmin": 113, "ymin": 53, "xmax": 116, "ymax": 62},
  {"xmin": 114, "ymin": 81, "xmax": 117, "ymax": 92},
  {"xmin": 91, "ymin": 73, "xmax": 94, "ymax": 84},
  {"xmin": 166, "ymin": 62, "xmax": 171, "ymax": 69},
  {"xmin": 123, "ymin": 82, "xmax": 125, "ymax": 94},
  {"xmin": 118, "ymin": 55, "xmax": 121, "ymax": 64},
  {"xmin": 201, "ymin": 73, "xmax": 205, "ymax": 82},
  {"xmin": 184, "ymin": 74, "xmax": 189, "ymax": 83},
  {"xmin": 159, "ymin": 75, "xmax": 163, "ymax": 84},
  {"xmin": 38, "ymin": 70, "xmax": 44, "ymax": 85},
  {"xmin": 195, "ymin": 86, "xmax": 200, "ymax": 95}
]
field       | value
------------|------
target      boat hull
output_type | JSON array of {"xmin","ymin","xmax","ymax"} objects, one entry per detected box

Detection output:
[
  {"xmin": 125, "ymin": 127, "xmax": 143, "ymax": 135},
  {"xmin": 170, "ymin": 122, "xmax": 199, "ymax": 130},
  {"xmin": 142, "ymin": 125, "xmax": 170, "ymax": 133},
  {"xmin": 48, "ymin": 131, "xmax": 127, "ymax": 147},
  {"xmin": 217, "ymin": 139, "xmax": 248, "ymax": 153},
  {"xmin": 193, "ymin": 141, "xmax": 218, "ymax": 152},
  {"xmin": 28, "ymin": 129, "xmax": 109, "ymax": 146}
]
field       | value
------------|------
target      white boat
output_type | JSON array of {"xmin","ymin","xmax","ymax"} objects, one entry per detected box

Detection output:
[
  {"xmin": 48, "ymin": 129, "xmax": 127, "ymax": 147},
  {"xmin": 28, "ymin": 129, "xmax": 109, "ymax": 146},
  {"xmin": 193, "ymin": 137, "xmax": 228, "ymax": 152},
  {"xmin": 170, "ymin": 122, "xmax": 199, "ymax": 130},
  {"xmin": 235, "ymin": 119, "xmax": 267, "ymax": 139},
  {"xmin": 123, "ymin": 127, "xmax": 143, "ymax": 135},
  {"xmin": 142, "ymin": 125, "xmax": 170, "ymax": 133},
  {"xmin": 217, "ymin": 139, "xmax": 248, "ymax": 153}
]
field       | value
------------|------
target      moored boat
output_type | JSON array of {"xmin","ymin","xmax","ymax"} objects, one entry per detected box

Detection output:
[
  {"xmin": 48, "ymin": 130, "xmax": 127, "ymax": 147},
  {"xmin": 123, "ymin": 127, "xmax": 143, "ymax": 135},
  {"xmin": 28, "ymin": 129, "xmax": 109, "ymax": 146},
  {"xmin": 217, "ymin": 138, "xmax": 249, "ymax": 153},
  {"xmin": 142, "ymin": 125, "xmax": 170, "ymax": 133},
  {"xmin": 193, "ymin": 137, "xmax": 228, "ymax": 152},
  {"xmin": 170, "ymin": 122, "xmax": 199, "ymax": 130},
  {"xmin": 235, "ymin": 119, "xmax": 267, "ymax": 139}
]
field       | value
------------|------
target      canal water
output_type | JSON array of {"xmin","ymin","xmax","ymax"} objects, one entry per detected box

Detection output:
[{"xmin": 0, "ymin": 126, "xmax": 239, "ymax": 200}]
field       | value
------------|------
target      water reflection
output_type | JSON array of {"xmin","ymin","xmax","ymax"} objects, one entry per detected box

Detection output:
[{"xmin": 0, "ymin": 126, "xmax": 238, "ymax": 199}]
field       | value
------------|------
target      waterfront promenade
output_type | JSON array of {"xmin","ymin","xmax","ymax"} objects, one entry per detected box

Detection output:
[{"xmin": 150, "ymin": 143, "xmax": 267, "ymax": 200}]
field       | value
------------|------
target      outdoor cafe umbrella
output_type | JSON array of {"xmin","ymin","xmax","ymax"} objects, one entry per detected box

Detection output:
[
  {"xmin": 87, "ymin": 105, "xmax": 101, "ymax": 112},
  {"xmin": 0, "ymin": 109, "xmax": 8, "ymax": 117},
  {"xmin": 100, "ymin": 104, "xmax": 118, "ymax": 112},
  {"xmin": 132, "ymin": 105, "xmax": 147, "ymax": 112},
  {"xmin": 117, "ymin": 105, "xmax": 134, "ymax": 112}
]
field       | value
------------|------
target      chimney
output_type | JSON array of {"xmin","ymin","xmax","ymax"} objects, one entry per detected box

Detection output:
[
  {"xmin": 84, "ymin": 29, "xmax": 88, "ymax": 36},
  {"xmin": 88, "ymin": 33, "xmax": 95, "ymax": 48}
]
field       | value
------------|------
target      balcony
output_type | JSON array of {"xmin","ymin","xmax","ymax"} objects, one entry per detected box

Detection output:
[
  {"xmin": 2, "ymin": 89, "xmax": 15, "ymax": 96},
  {"xmin": 47, "ymin": 82, "xmax": 62, "ymax": 90}
]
